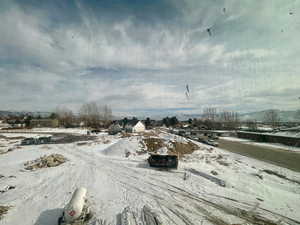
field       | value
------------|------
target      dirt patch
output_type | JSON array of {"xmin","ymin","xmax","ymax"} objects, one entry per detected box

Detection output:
[
  {"xmin": 120, "ymin": 132, "xmax": 134, "ymax": 138},
  {"xmin": 0, "ymin": 205, "xmax": 11, "ymax": 220},
  {"xmin": 143, "ymin": 137, "xmax": 199, "ymax": 158},
  {"xmin": 51, "ymin": 134, "xmax": 97, "ymax": 144},
  {"xmin": 24, "ymin": 154, "xmax": 67, "ymax": 170},
  {"xmin": 251, "ymin": 173, "xmax": 263, "ymax": 180},
  {"xmin": 143, "ymin": 138, "xmax": 166, "ymax": 152},
  {"xmin": 76, "ymin": 142, "xmax": 89, "ymax": 146},
  {"xmin": 139, "ymin": 131, "xmax": 158, "ymax": 137},
  {"xmin": 103, "ymin": 139, "xmax": 111, "ymax": 144},
  {"xmin": 217, "ymin": 160, "xmax": 230, "ymax": 167},
  {"xmin": 168, "ymin": 141, "xmax": 199, "ymax": 158}
]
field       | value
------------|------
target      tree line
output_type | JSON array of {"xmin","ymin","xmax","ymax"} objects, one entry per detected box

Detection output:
[{"xmin": 51, "ymin": 102, "xmax": 113, "ymax": 128}]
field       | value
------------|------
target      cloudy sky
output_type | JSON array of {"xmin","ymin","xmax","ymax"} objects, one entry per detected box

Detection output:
[{"xmin": 0, "ymin": 0, "xmax": 299, "ymax": 117}]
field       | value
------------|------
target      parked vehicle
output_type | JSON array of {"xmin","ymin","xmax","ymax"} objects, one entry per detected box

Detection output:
[
  {"xmin": 21, "ymin": 136, "xmax": 51, "ymax": 145},
  {"xmin": 21, "ymin": 138, "xmax": 36, "ymax": 145},
  {"xmin": 38, "ymin": 136, "xmax": 51, "ymax": 144},
  {"xmin": 205, "ymin": 139, "xmax": 219, "ymax": 147},
  {"xmin": 148, "ymin": 153, "xmax": 178, "ymax": 169}
]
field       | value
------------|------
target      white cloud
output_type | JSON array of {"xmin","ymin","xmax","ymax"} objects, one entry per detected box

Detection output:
[{"xmin": 0, "ymin": 0, "xmax": 300, "ymax": 115}]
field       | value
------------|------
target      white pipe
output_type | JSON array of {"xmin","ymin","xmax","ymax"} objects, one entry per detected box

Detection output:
[{"xmin": 64, "ymin": 187, "xmax": 87, "ymax": 222}]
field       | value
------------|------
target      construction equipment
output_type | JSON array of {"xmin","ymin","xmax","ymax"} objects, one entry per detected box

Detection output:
[
  {"xmin": 58, "ymin": 187, "xmax": 92, "ymax": 225},
  {"xmin": 148, "ymin": 153, "xmax": 178, "ymax": 169}
]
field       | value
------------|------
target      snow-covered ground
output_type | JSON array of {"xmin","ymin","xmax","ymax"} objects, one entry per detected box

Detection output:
[
  {"xmin": 0, "ymin": 128, "xmax": 88, "ymax": 135},
  {"xmin": 32, "ymin": 128, "xmax": 88, "ymax": 134},
  {"xmin": 272, "ymin": 131, "xmax": 300, "ymax": 138},
  {"xmin": 221, "ymin": 136, "xmax": 300, "ymax": 153},
  {"xmin": 1, "ymin": 129, "xmax": 300, "ymax": 225}
]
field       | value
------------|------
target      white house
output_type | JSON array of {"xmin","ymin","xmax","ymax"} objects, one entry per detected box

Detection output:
[{"xmin": 132, "ymin": 121, "xmax": 146, "ymax": 133}]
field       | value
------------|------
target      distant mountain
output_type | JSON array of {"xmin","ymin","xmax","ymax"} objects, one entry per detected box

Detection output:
[
  {"xmin": 177, "ymin": 110, "xmax": 300, "ymax": 122},
  {"xmin": 0, "ymin": 111, "xmax": 51, "ymax": 118},
  {"xmin": 239, "ymin": 110, "xmax": 300, "ymax": 122}
]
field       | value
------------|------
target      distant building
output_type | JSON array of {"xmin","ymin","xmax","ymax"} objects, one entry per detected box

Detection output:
[
  {"xmin": 30, "ymin": 119, "xmax": 59, "ymax": 128},
  {"xmin": 125, "ymin": 121, "xmax": 145, "ymax": 133}
]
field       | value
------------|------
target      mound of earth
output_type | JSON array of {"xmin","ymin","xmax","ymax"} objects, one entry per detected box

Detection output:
[
  {"xmin": 143, "ymin": 137, "xmax": 199, "ymax": 157},
  {"xmin": 24, "ymin": 154, "xmax": 67, "ymax": 170}
]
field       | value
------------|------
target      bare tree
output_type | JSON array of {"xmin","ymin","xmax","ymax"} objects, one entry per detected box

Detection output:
[
  {"xmin": 246, "ymin": 120, "xmax": 258, "ymax": 131},
  {"xmin": 202, "ymin": 107, "xmax": 219, "ymax": 129},
  {"xmin": 79, "ymin": 102, "xmax": 101, "ymax": 127},
  {"xmin": 56, "ymin": 106, "xmax": 74, "ymax": 127},
  {"xmin": 79, "ymin": 102, "xmax": 113, "ymax": 128},
  {"xmin": 219, "ymin": 111, "xmax": 240, "ymax": 130},
  {"xmin": 263, "ymin": 110, "xmax": 280, "ymax": 128},
  {"xmin": 103, "ymin": 105, "xmax": 113, "ymax": 122},
  {"xmin": 203, "ymin": 107, "xmax": 218, "ymax": 121}
]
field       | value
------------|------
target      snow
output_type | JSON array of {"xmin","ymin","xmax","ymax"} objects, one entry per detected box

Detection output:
[
  {"xmin": 0, "ymin": 128, "xmax": 89, "ymax": 135},
  {"xmin": 0, "ymin": 129, "xmax": 300, "ymax": 225},
  {"xmin": 32, "ymin": 128, "xmax": 88, "ymax": 134},
  {"xmin": 221, "ymin": 136, "xmax": 300, "ymax": 152},
  {"xmin": 273, "ymin": 131, "xmax": 300, "ymax": 138},
  {"xmin": 0, "ymin": 133, "xmax": 49, "ymax": 138}
]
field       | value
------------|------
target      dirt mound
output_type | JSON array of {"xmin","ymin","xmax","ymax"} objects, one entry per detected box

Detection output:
[
  {"xmin": 0, "ymin": 205, "xmax": 11, "ymax": 220},
  {"xmin": 143, "ymin": 138, "xmax": 165, "ymax": 152},
  {"xmin": 24, "ymin": 154, "xmax": 67, "ymax": 170},
  {"xmin": 143, "ymin": 137, "xmax": 199, "ymax": 157},
  {"xmin": 168, "ymin": 141, "xmax": 199, "ymax": 157}
]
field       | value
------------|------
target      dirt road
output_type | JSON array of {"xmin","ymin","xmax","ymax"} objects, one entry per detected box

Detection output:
[{"xmin": 219, "ymin": 139, "xmax": 300, "ymax": 172}]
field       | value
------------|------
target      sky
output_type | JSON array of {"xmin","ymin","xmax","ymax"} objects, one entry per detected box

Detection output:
[{"xmin": 0, "ymin": 0, "xmax": 300, "ymax": 117}]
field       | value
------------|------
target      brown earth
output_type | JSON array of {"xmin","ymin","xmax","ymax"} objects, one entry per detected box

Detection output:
[{"xmin": 143, "ymin": 137, "xmax": 199, "ymax": 158}]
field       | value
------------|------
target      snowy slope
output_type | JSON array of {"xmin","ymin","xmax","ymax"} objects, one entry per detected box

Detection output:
[{"xmin": 0, "ymin": 130, "xmax": 300, "ymax": 225}]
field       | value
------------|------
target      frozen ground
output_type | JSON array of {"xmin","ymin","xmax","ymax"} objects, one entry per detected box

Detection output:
[
  {"xmin": 1, "ymin": 129, "xmax": 300, "ymax": 225},
  {"xmin": 273, "ymin": 131, "xmax": 300, "ymax": 138},
  {"xmin": 0, "ymin": 128, "xmax": 88, "ymax": 135},
  {"xmin": 32, "ymin": 128, "xmax": 88, "ymax": 135},
  {"xmin": 220, "ymin": 136, "xmax": 300, "ymax": 153}
]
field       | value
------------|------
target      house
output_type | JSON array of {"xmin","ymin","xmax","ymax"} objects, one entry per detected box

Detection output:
[{"xmin": 125, "ymin": 121, "xmax": 146, "ymax": 133}]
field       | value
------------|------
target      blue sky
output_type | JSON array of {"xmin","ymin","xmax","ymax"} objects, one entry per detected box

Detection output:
[{"xmin": 0, "ymin": 0, "xmax": 300, "ymax": 117}]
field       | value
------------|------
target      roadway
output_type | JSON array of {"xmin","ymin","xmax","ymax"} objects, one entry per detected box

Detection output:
[{"xmin": 218, "ymin": 138, "xmax": 300, "ymax": 172}]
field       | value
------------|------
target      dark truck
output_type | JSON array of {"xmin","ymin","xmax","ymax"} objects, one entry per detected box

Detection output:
[{"xmin": 148, "ymin": 153, "xmax": 178, "ymax": 169}]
